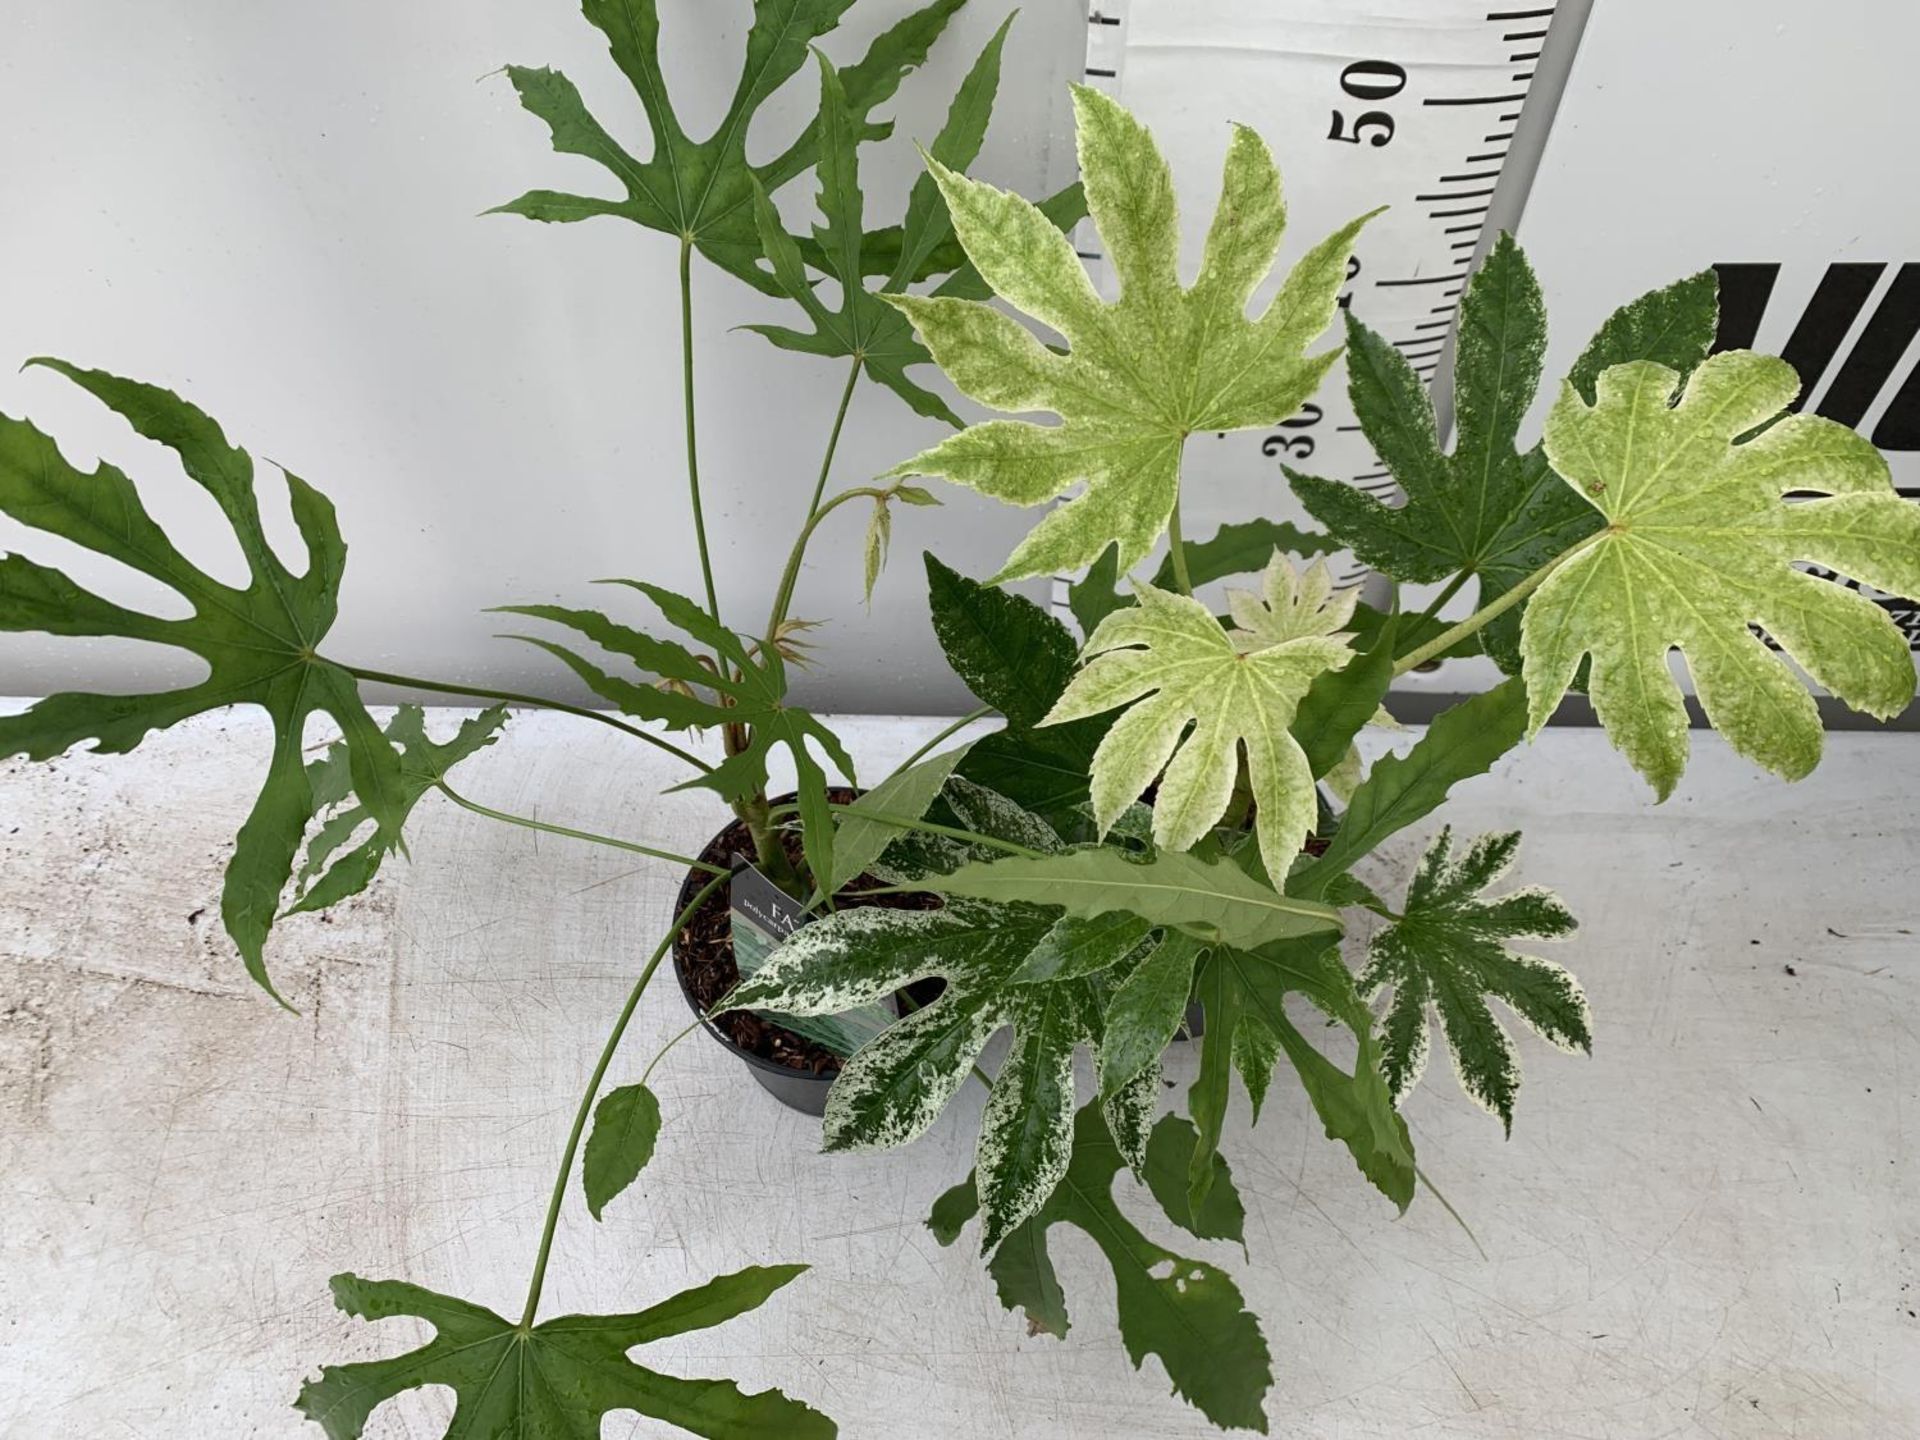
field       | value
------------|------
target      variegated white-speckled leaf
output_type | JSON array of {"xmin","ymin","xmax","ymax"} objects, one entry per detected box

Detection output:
[
  {"xmin": 1527, "ymin": 352, "xmax": 1920, "ymax": 795},
  {"xmin": 1010, "ymin": 910, "xmax": 1154, "ymax": 984},
  {"xmin": 726, "ymin": 897, "xmax": 1146, "ymax": 1252},
  {"xmin": 1043, "ymin": 567, "xmax": 1353, "ymax": 880},
  {"xmin": 1097, "ymin": 929, "xmax": 1208, "ymax": 1102},
  {"xmin": 881, "ymin": 86, "xmax": 1373, "ymax": 581},
  {"xmin": 943, "ymin": 775, "xmax": 1068, "ymax": 854},
  {"xmin": 1360, "ymin": 828, "xmax": 1589, "ymax": 1132},
  {"xmin": 1100, "ymin": 1057, "xmax": 1163, "ymax": 1176}
]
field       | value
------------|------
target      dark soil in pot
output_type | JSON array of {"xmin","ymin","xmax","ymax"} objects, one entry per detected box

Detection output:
[{"xmin": 672, "ymin": 789, "xmax": 939, "ymax": 1114}]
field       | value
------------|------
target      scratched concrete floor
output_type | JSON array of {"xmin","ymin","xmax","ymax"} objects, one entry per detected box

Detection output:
[{"xmin": 2, "ymin": 704, "xmax": 1915, "ymax": 1439}]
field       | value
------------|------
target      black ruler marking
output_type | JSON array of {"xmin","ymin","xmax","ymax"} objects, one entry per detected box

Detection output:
[{"xmin": 1426, "ymin": 92, "xmax": 1529, "ymax": 106}]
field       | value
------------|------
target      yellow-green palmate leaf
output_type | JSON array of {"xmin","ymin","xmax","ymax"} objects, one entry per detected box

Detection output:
[
  {"xmin": 1286, "ymin": 238, "xmax": 1720, "ymax": 671},
  {"xmin": 0, "ymin": 361, "xmax": 409, "ymax": 1003},
  {"xmin": 882, "ymin": 85, "xmax": 1374, "ymax": 581},
  {"xmin": 1524, "ymin": 351, "xmax": 1920, "ymax": 795},
  {"xmin": 1043, "ymin": 553, "xmax": 1356, "ymax": 882}
]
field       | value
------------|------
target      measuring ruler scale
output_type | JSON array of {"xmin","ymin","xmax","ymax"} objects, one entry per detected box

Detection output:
[{"xmin": 1058, "ymin": 0, "xmax": 1580, "ymax": 619}]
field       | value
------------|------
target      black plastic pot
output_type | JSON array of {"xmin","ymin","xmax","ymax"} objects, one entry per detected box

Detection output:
[
  {"xmin": 670, "ymin": 797, "xmax": 1216, "ymax": 1116},
  {"xmin": 669, "ymin": 836, "xmax": 840, "ymax": 1117}
]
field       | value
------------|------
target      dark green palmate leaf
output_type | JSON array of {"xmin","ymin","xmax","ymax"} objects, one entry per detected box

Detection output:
[
  {"xmin": 1098, "ymin": 925, "xmax": 1413, "ymax": 1214},
  {"xmin": 1293, "ymin": 678, "xmax": 1529, "ymax": 902},
  {"xmin": 498, "ymin": 581, "xmax": 854, "ymax": 888},
  {"xmin": 496, "ymin": 0, "xmax": 966, "ymax": 291},
  {"xmin": 924, "ymin": 553, "xmax": 1111, "ymax": 822},
  {"xmin": 292, "ymin": 704, "xmax": 509, "ymax": 915},
  {"xmin": 725, "ymin": 866, "xmax": 1156, "ymax": 1252},
  {"xmin": 1288, "ymin": 237, "xmax": 1719, "ymax": 668},
  {"xmin": 930, "ymin": 1105, "xmax": 1273, "ymax": 1433},
  {"xmin": 825, "ymin": 740, "xmax": 974, "ymax": 893},
  {"xmin": 1361, "ymin": 828, "xmax": 1589, "ymax": 1131},
  {"xmin": 0, "ymin": 361, "xmax": 408, "ymax": 1002},
  {"xmin": 746, "ymin": 27, "xmax": 1088, "ymax": 424},
  {"xmin": 296, "ymin": 1266, "xmax": 833, "ymax": 1439}
]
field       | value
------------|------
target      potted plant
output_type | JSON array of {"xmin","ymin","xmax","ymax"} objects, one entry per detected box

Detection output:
[{"xmin": 4, "ymin": 2, "xmax": 1917, "ymax": 1435}]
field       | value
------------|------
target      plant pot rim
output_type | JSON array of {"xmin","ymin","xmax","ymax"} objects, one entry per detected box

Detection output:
[{"xmin": 668, "ymin": 802, "xmax": 840, "ymax": 1102}]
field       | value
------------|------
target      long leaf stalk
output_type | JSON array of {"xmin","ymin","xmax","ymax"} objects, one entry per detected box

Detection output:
[
  {"xmin": 885, "ymin": 706, "xmax": 994, "ymax": 780},
  {"xmin": 807, "ymin": 355, "xmax": 864, "ymax": 519},
  {"xmin": 436, "ymin": 783, "xmax": 724, "ymax": 875},
  {"xmin": 678, "ymin": 236, "xmax": 723, "ymax": 630},
  {"xmin": 520, "ymin": 870, "xmax": 729, "ymax": 1330},
  {"xmin": 765, "ymin": 800, "xmax": 1052, "ymax": 861},
  {"xmin": 1166, "ymin": 490, "xmax": 1195, "ymax": 595},
  {"xmin": 1391, "ymin": 532, "xmax": 1606, "ymax": 676},
  {"xmin": 342, "ymin": 663, "xmax": 712, "ymax": 773},
  {"xmin": 1406, "ymin": 570, "xmax": 1472, "ymax": 639},
  {"xmin": 727, "ymin": 359, "xmax": 867, "ymax": 895}
]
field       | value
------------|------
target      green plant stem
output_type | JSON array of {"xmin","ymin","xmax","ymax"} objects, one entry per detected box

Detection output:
[
  {"xmin": 885, "ymin": 706, "xmax": 995, "ymax": 781},
  {"xmin": 1166, "ymin": 492, "xmax": 1195, "ymax": 595},
  {"xmin": 734, "ymin": 359, "xmax": 866, "ymax": 891},
  {"xmin": 1408, "ymin": 570, "xmax": 1472, "ymax": 637},
  {"xmin": 640, "ymin": 1016, "xmax": 705, "ymax": 1089},
  {"xmin": 520, "ymin": 870, "xmax": 729, "ymax": 1330},
  {"xmin": 340, "ymin": 663, "xmax": 712, "ymax": 773},
  {"xmin": 806, "ymin": 356, "xmax": 864, "ymax": 521},
  {"xmin": 1391, "ymin": 534, "xmax": 1603, "ymax": 676},
  {"xmin": 678, "ymin": 235, "xmax": 723, "ymax": 630},
  {"xmin": 437, "ymin": 782, "xmax": 724, "ymax": 875},
  {"xmin": 763, "ymin": 485, "xmax": 892, "ymax": 646}
]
